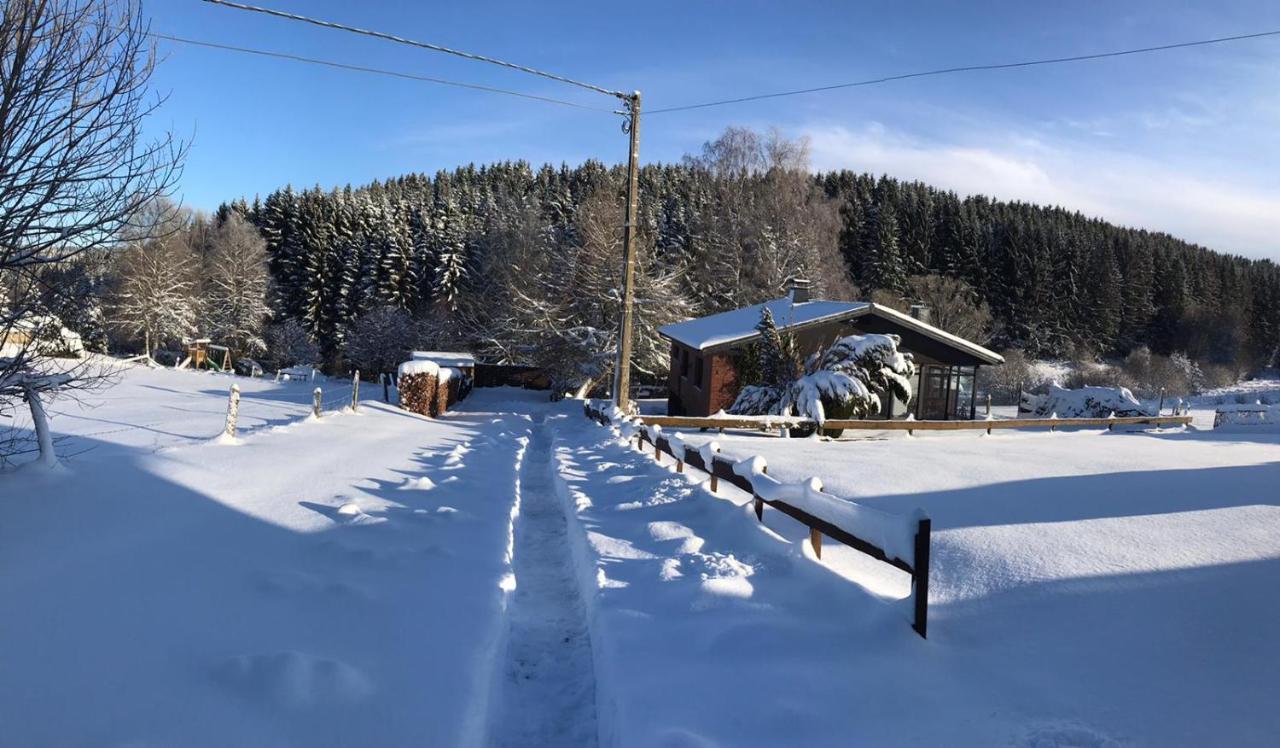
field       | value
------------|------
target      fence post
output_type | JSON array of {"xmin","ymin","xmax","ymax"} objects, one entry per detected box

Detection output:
[
  {"xmin": 1158, "ymin": 388, "xmax": 1166, "ymax": 415},
  {"xmin": 1016, "ymin": 381, "xmax": 1024, "ymax": 415},
  {"xmin": 224, "ymin": 384, "xmax": 241, "ymax": 439},
  {"xmin": 912, "ymin": 517, "xmax": 932, "ymax": 639},
  {"xmin": 382, "ymin": 373, "xmax": 390, "ymax": 403},
  {"xmin": 986, "ymin": 393, "xmax": 992, "ymax": 418},
  {"xmin": 313, "ymin": 387, "xmax": 322, "ymax": 418},
  {"xmin": 351, "ymin": 370, "xmax": 360, "ymax": 412}
]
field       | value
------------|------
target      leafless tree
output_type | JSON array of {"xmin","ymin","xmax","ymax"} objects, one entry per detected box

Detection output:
[
  {"xmin": 683, "ymin": 127, "xmax": 852, "ymax": 310},
  {"xmin": 343, "ymin": 305, "xmax": 421, "ymax": 379},
  {"xmin": 496, "ymin": 185, "xmax": 689, "ymax": 396},
  {"xmin": 206, "ymin": 214, "xmax": 270, "ymax": 356},
  {"xmin": 0, "ymin": 0, "xmax": 183, "ymax": 464},
  {"xmin": 873, "ymin": 274, "xmax": 993, "ymax": 342},
  {"xmin": 263, "ymin": 318, "xmax": 319, "ymax": 370},
  {"xmin": 109, "ymin": 199, "xmax": 197, "ymax": 358}
]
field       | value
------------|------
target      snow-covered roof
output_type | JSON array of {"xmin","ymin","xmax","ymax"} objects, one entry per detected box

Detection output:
[
  {"xmin": 411, "ymin": 351, "xmax": 476, "ymax": 367},
  {"xmin": 863, "ymin": 303, "xmax": 1004, "ymax": 365},
  {"xmin": 658, "ymin": 298, "xmax": 869, "ymax": 351},
  {"xmin": 657, "ymin": 296, "xmax": 1004, "ymax": 365}
]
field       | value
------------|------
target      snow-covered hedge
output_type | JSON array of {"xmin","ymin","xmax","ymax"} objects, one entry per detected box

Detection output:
[{"xmin": 1028, "ymin": 383, "xmax": 1153, "ymax": 419}]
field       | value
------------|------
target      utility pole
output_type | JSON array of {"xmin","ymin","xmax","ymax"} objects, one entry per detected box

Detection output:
[
  {"xmin": 612, "ymin": 91, "xmax": 641, "ymax": 411},
  {"xmin": 205, "ymin": 1, "xmax": 645, "ymax": 408}
]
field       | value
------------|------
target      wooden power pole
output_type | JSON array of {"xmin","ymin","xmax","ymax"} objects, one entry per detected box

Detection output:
[{"xmin": 612, "ymin": 91, "xmax": 641, "ymax": 410}]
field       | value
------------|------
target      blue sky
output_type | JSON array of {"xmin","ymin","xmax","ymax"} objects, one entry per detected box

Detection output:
[{"xmin": 146, "ymin": 1, "xmax": 1280, "ymax": 260}]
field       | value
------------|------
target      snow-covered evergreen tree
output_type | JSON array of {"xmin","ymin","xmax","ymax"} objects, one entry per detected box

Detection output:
[
  {"xmin": 731, "ymin": 307, "xmax": 915, "ymax": 430},
  {"xmin": 432, "ymin": 187, "xmax": 469, "ymax": 310}
]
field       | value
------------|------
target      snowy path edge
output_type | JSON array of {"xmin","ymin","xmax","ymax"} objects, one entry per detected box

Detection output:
[{"xmin": 547, "ymin": 415, "xmax": 619, "ymax": 748}]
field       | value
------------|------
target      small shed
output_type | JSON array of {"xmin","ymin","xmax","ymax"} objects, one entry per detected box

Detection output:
[{"xmin": 657, "ymin": 283, "xmax": 1004, "ymax": 419}]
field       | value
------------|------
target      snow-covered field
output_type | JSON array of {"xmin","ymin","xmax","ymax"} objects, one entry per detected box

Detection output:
[
  {"xmin": 3, "ymin": 364, "xmax": 1279, "ymax": 746},
  {"xmin": 1, "ymin": 364, "xmax": 539, "ymax": 747}
]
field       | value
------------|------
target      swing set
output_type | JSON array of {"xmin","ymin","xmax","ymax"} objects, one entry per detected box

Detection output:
[{"xmin": 178, "ymin": 338, "xmax": 233, "ymax": 372}]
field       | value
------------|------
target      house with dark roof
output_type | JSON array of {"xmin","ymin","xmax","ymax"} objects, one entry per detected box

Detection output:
[{"xmin": 657, "ymin": 281, "xmax": 1004, "ymax": 419}]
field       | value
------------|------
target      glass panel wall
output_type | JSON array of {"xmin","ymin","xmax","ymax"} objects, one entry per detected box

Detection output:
[{"xmin": 952, "ymin": 366, "xmax": 976, "ymax": 419}]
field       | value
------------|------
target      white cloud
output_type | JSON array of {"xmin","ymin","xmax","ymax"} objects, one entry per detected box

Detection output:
[{"xmin": 803, "ymin": 123, "xmax": 1280, "ymax": 261}]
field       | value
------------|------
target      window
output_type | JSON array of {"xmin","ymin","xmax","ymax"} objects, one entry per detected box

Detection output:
[
  {"xmin": 693, "ymin": 356, "xmax": 704, "ymax": 390},
  {"xmin": 680, "ymin": 348, "xmax": 689, "ymax": 379}
]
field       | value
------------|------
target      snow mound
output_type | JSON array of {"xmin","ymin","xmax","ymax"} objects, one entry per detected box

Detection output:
[
  {"xmin": 1213, "ymin": 403, "xmax": 1277, "ymax": 430},
  {"xmin": 397, "ymin": 359, "xmax": 439, "ymax": 377},
  {"xmin": 399, "ymin": 476, "xmax": 437, "ymax": 491},
  {"xmin": 1029, "ymin": 383, "xmax": 1152, "ymax": 418},
  {"xmin": 692, "ymin": 552, "xmax": 755, "ymax": 600},
  {"xmin": 215, "ymin": 651, "xmax": 373, "ymax": 708}
]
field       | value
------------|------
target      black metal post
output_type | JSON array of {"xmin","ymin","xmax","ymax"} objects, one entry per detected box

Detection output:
[{"xmin": 912, "ymin": 518, "xmax": 932, "ymax": 639}]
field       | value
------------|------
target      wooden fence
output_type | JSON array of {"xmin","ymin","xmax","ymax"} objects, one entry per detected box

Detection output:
[
  {"xmin": 585, "ymin": 401, "xmax": 933, "ymax": 639},
  {"xmin": 637, "ymin": 413, "xmax": 1192, "ymax": 435}
]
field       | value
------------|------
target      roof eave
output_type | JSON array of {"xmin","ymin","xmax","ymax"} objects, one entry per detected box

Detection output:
[
  {"xmin": 865, "ymin": 303, "xmax": 1005, "ymax": 365},
  {"xmin": 661, "ymin": 305, "xmax": 872, "ymax": 353}
]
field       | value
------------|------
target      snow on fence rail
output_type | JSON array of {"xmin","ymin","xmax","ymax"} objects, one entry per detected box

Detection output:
[
  {"xmin": 636, "ymin": 412, "xmax": 1192, "ymax": 435},
  {"xmin": 584, "ymin": 400, "xmax": 934, "ymax": 638}
]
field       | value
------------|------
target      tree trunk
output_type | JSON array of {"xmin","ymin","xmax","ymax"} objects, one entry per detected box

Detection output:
[{"xmin": 24, "ymin": 386, "xmax": 58, "ymax": 469}]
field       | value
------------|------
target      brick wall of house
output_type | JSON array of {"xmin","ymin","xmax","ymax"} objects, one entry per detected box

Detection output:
[{"xmin": 707, "ymin": 353, "xmax": 739, "ymax": 414}]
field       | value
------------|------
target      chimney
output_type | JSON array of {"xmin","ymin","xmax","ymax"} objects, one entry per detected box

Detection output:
[
  {"xmin": 909, "ymin": 303, "xmax": 931, "ymax": 324},
  {"xmin": 787, "ymin": 278, "xmax": 812, "ymax": 304}
]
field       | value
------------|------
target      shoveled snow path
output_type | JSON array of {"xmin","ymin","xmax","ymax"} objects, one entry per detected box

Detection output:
[{"xmin": 491, "ymin": 417, "xmax": 598, "ymax": 747}]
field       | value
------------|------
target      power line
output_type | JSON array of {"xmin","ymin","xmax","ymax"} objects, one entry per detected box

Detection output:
[
  {"xmin": 648, "ymin": 28, "xmax": 1280, "ymax": 115},
  {"xmin": 201, "ymin": 0, "xmax": 627, "ymax": 100},
  {"xmin": 147, "ymin": 31, "xmax": 614, "ymax": 112}
]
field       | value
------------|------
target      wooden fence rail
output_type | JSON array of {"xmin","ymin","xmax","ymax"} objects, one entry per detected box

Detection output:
[
  {"xmin": 585, "ymin": 401, "xmax": 932, "ymax": 638},
  {"xmin": 637, "ymin": 413, "xmax": 1192, "ymax": 435}
]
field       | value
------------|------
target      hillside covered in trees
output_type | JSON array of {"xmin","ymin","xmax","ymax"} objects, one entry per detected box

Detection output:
[
  {"xmin": 28, "ymin": 129, "xmax": 1277, "ymax": 392},
  {"xmin": 210, "ymin": 128, "xmax": 1277, "ymax": 381}
]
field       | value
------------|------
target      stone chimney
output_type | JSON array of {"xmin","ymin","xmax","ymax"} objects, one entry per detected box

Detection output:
[
  {"xmin": 787, "ymin": 278, "xmax": 812, "ymax": 303},
  {"xmin": 909, "ymin": 303, "xmax": 931, "ymax": 324}
]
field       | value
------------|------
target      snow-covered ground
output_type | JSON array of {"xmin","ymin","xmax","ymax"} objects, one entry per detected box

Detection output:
[
  {"xmin": 552, "ymin": 408, "xmax": 1280, "ymax": 747},
  {"xmin": 3, "ymin": 364, "xmax": 1278, "ymax": 746},
  {"xmin": 0, "ymin": 365, "xmax": 540, "ymax": 747}
]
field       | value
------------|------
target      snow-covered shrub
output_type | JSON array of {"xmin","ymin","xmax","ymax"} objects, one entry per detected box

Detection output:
[
  {"xmin": 982, "ymin": 348, "xmax": 1046, "ymax": 405},
  {"xmin": 344, "ymin": 307, "xmax": 421, "ymax": 378},
  {"xmin": 729, "ymin": 318, "xmax": 915, "ymax": 433},
  {"xmin": 264, "ymin": 319, "xmax": 320, "ymax": 370},
  {"xmin": 1031, "ymin": 382, "xmax": 1153, "ymax": 418}
]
